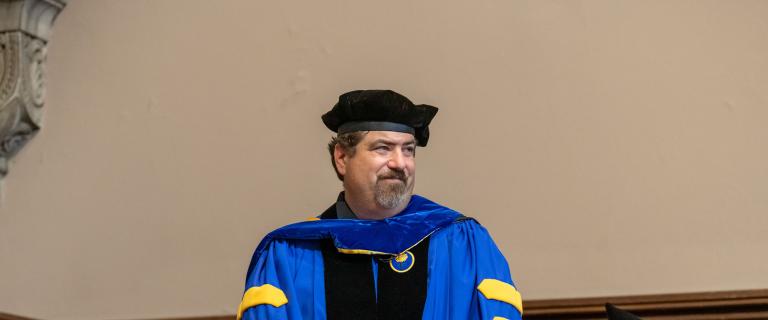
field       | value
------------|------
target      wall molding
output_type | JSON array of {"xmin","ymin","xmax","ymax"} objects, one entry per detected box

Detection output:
[
  {"xmin": 2, "ymin": 289, "xmax": 767, "ymax": 320},
  {"xmin": 523, "ymin": 289, "xmax": 768, "ymax": 320},
  {"xmin": 0, "ymin": 312, "xmax": 37, "ymax": 320},
  {"xmin": 0, "ymin": 0, "xmax": 66, "ymax": 177}
]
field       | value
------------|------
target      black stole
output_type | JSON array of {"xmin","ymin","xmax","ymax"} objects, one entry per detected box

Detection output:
[{"xmin": 319, "ymin": 203, "xmax": 430, "ymax": 320}]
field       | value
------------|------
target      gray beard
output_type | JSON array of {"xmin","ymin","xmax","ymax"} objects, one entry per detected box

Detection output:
[{"xmin": 373, "ymin": 179, "xmax": 410, "ymax": 209}]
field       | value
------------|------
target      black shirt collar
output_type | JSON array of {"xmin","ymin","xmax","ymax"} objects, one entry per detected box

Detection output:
[{"xmin": 334, "ymin": 192, "xmax": 358, "ymax": 219}]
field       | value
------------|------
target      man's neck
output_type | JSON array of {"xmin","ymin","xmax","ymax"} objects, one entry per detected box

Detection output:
[{"xmin": 343, "ymin": 191, "xmax": 410, "ymax": 220}]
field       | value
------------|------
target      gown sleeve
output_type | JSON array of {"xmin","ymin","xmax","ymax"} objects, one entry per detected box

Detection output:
[
  {"xmin": 423, "ymin": 219, "xmax": 523, "ymax": 320},
  {"xmin": 238, "ymin": 239, "xmax": 326, "ymax": 320}
]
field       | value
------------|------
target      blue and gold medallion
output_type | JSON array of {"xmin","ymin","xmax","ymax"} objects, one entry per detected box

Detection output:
[{"xmin": 390, "ymin": 250, "xmax": 415, "ymax": 273}]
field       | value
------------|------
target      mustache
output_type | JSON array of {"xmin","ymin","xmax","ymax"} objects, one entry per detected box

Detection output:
[{"xmin": 377, "ymin": 170, "xmax": 407, "ymax": 182}]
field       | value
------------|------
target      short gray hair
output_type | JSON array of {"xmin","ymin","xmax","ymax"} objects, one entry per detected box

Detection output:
[{"xmin": 327, "ymin": 132, "xmax": 367, "ymax": 181}]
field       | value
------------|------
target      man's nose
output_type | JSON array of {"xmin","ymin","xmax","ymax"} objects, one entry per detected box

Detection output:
[{"xmin": 387, "ymin": 150, "xmax": 407, "ymax": 170}]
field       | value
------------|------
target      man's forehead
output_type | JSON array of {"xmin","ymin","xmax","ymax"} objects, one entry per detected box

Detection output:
[{"xmin": 361, "ymin": 131, "xmax": 416, "ymax": 144}]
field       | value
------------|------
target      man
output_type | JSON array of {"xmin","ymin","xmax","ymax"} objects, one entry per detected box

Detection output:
[{"xmin": 239, "ymin": 90, "xmax": 522, "ymax": 320}]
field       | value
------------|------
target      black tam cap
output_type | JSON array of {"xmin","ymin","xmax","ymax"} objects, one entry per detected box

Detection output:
[{"xmin": 321, "ymin": 90, "xmax": 439, "ymax": 147}]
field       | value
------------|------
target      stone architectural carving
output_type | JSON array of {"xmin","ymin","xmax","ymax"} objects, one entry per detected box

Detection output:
[{"xmin": 0, "ymin": 0, "xmax": 66, "ymax": 177}]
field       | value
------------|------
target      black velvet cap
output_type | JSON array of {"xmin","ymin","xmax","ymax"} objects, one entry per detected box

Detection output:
[{"xmin": 322, "ymin": 90, "xmax": 439, "ymax": 147}]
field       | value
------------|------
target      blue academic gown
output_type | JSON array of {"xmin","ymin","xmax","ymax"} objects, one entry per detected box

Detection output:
[{"xmin": 239, "ymin": 195, "xmax": 522, "ymax": 320}]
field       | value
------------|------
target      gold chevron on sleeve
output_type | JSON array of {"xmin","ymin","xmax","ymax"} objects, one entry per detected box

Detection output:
[
  {"xmin": 237, "ymin": 284, "xmax": 288, "ymax": 320},
  {"xmin": 477, "ymin": 278, "xmax": 523, "ymax": 314}
]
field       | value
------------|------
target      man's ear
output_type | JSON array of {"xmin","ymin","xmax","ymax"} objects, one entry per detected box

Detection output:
[{"xmin": 333, "ymin": 144, "xmax": 348, "ymax": 177}]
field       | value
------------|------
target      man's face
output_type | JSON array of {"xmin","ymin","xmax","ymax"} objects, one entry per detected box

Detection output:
[{"xmin": 339, "ymin": 131, "xmax": 416, "ymax": 210}]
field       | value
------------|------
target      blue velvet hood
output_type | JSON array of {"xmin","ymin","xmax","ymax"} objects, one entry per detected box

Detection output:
[{"xmin": 254, "ymin": 194, "xmax": 461, "ymax": 257}]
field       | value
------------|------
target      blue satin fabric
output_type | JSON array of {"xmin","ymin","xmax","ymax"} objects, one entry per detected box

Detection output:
[
  {"xmin": 242, "ymin": 195, "xmax": 521, "ymax": 320},
  {"xmin": 423, "ymin": 219, "xmax": 522, "ymax": 319}
]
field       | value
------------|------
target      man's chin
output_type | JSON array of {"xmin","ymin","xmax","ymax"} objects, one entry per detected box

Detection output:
[{"xmin": 374, "ymin": 188, "xmax": 409, "ymax": 209}]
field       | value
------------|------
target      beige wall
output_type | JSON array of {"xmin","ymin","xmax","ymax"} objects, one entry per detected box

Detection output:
[{"xmin": 1, "ymin": 0, "xmax": 767, "ymax": 319}]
